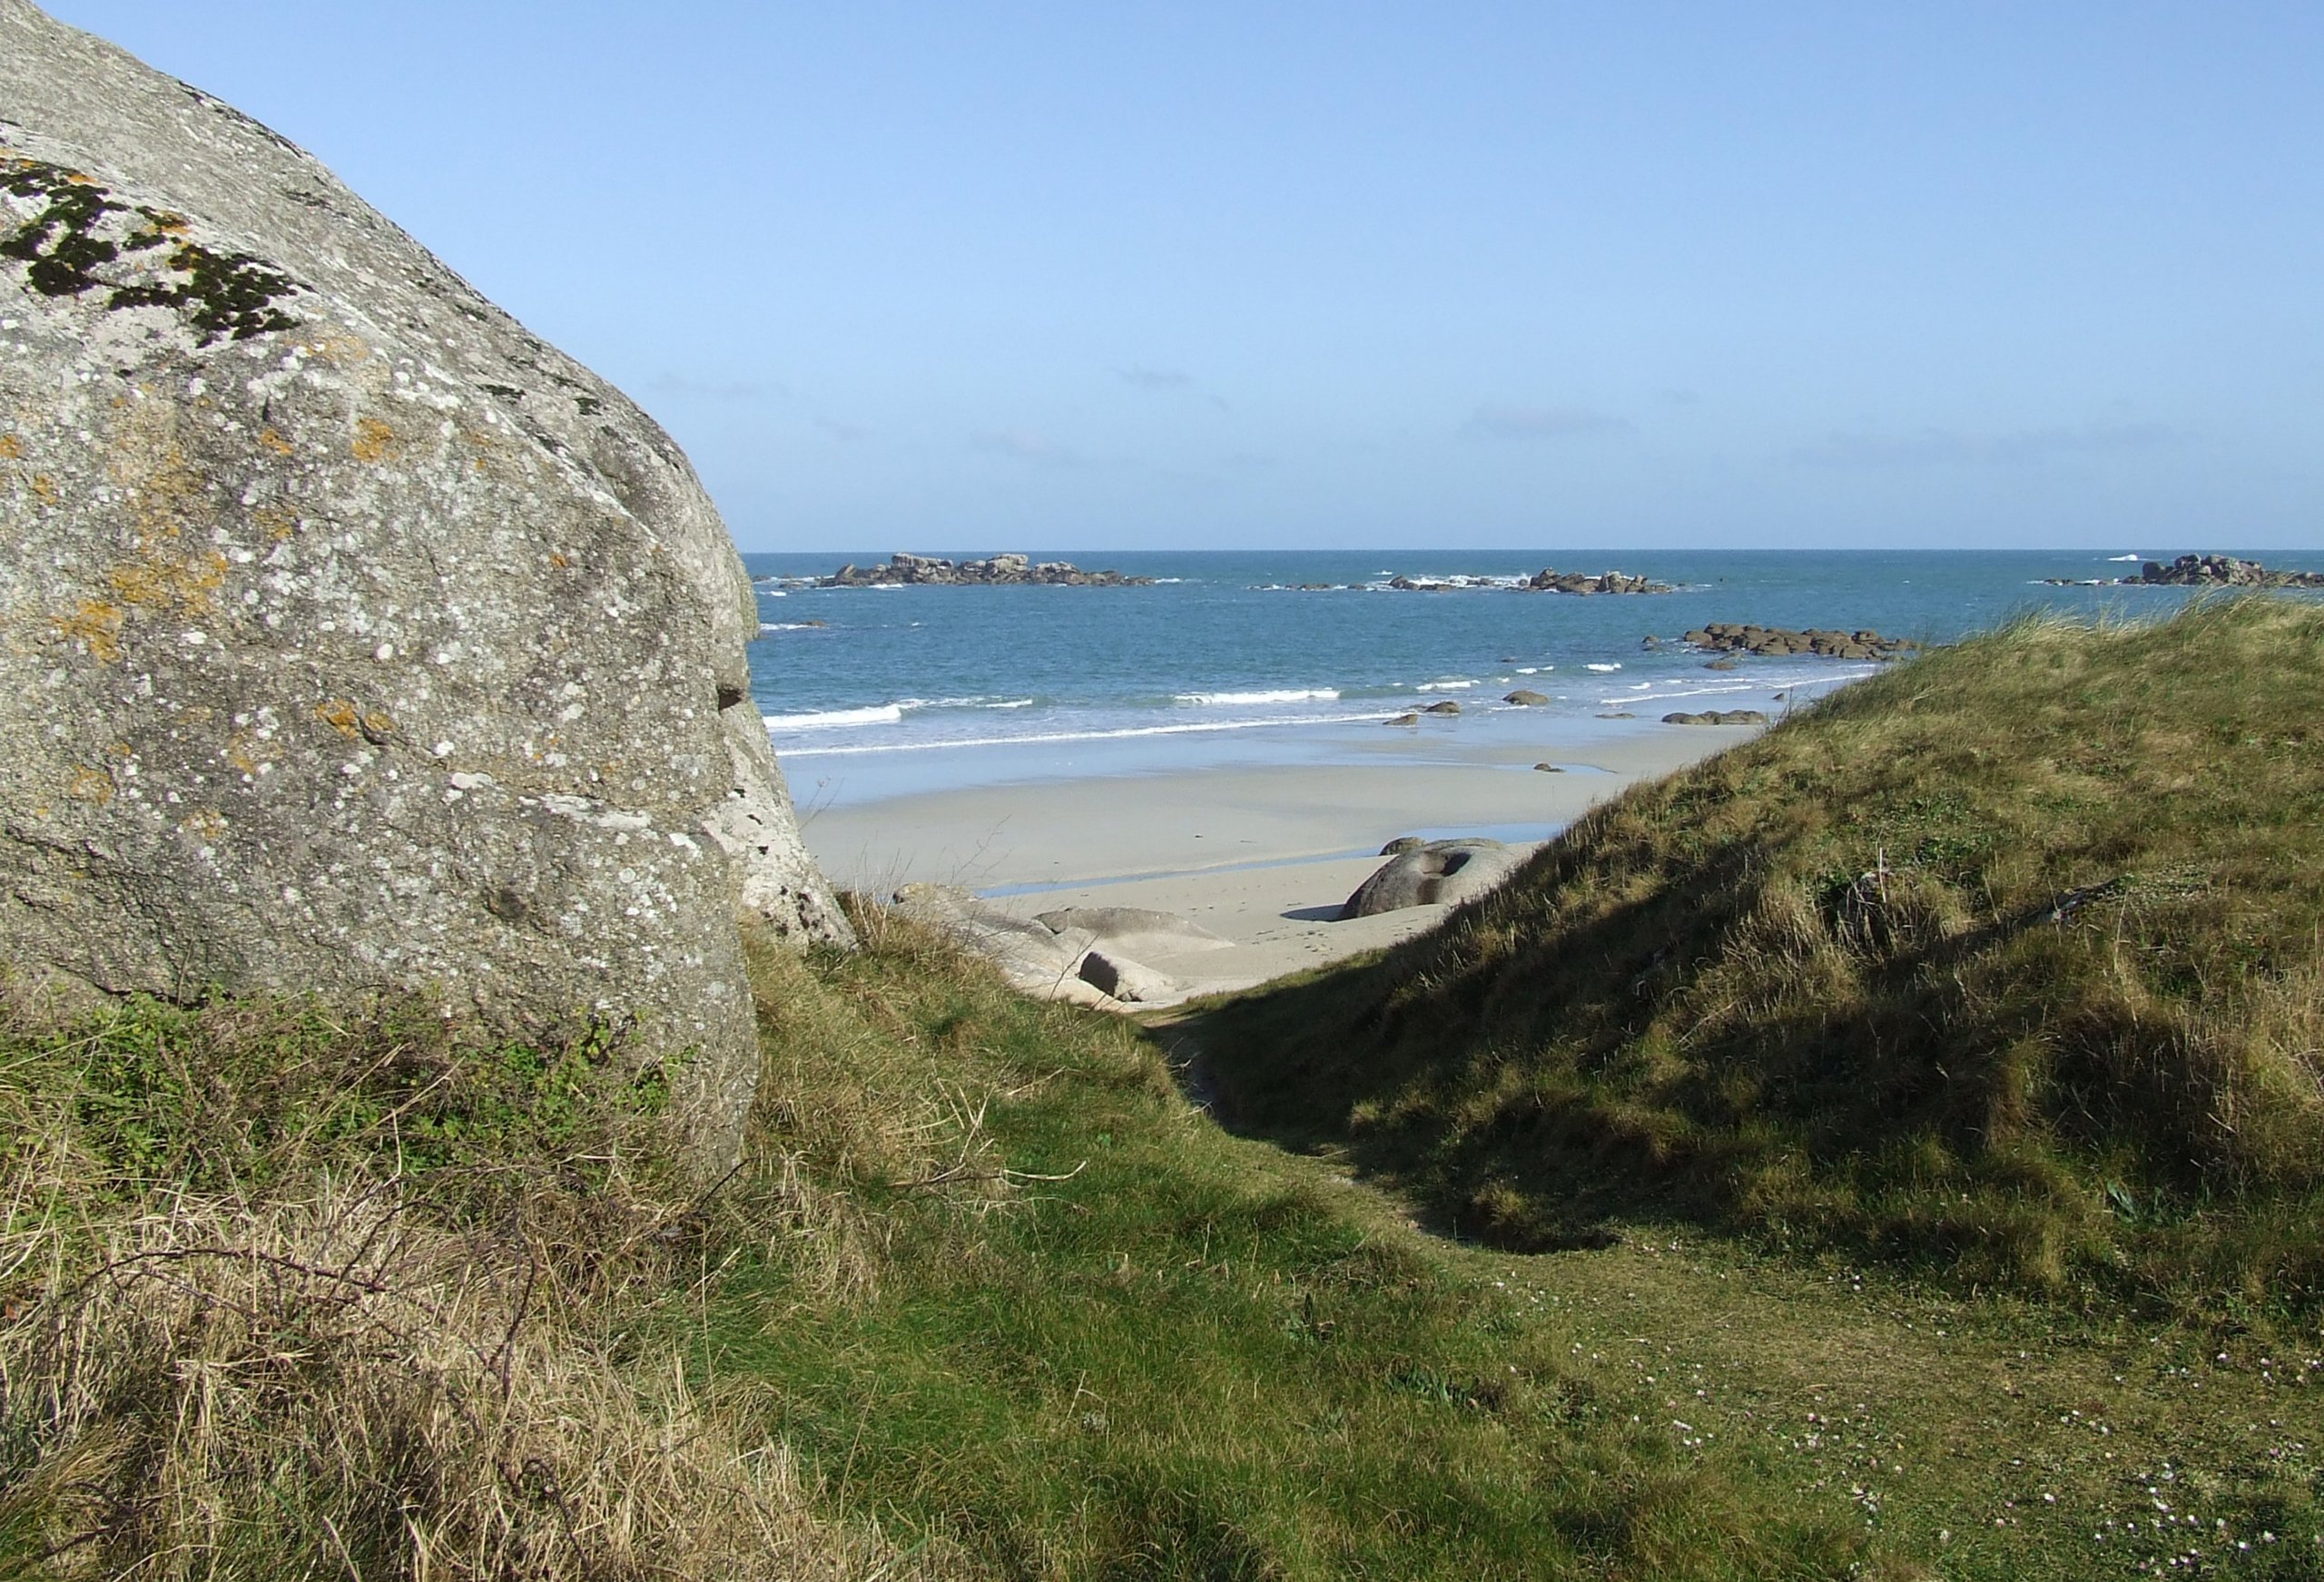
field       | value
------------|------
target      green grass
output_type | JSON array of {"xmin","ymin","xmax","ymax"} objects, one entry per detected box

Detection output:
[
  {"xmin": 714, "ymin": 916, "xmax": 1874, "ymax": 1579},
  {"xmin": 1193, "ymin": 598, "xmax": 2324, "ymax": 1313},
  {"xmin": 716, "ymin": 908, "xmax": 2323, "ymax": 1579}
]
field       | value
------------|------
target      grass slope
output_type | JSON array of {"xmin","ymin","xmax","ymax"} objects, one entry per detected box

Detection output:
[
  {"xmin": 1196, "ymin": 599, "xmax": 2324, "ymax": 1312},
  {"xmin": 5, "ymin": 889, "xmax": 2319, "ymax": 1576},
  {"xmin": 714, "ymin": 912, "xmax": 1868, "ymax": 1579}
]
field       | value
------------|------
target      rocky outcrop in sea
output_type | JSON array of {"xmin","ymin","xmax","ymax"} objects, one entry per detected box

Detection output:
[
  {"xmin": 822, "ymin": 552, "xmax": 1152, "ymax": 587},
  {"xmin": 0, "ymin": 0, "xmax": 846, "ymax": 1176},
  {"xmin": 1524, "ymin": 567, "xmax": 1672, "ymax": 594},
  {"xmin": 2043, "ymin": 555, "xmax": 2324, "ymax": 590},
  {"xmin": 1372, "ymin": 567, "xmax": 1672, "ymax": 594},
  {"xmin": 1682, "ymin": 624, "xmax": 1917, "ymax": 660}
]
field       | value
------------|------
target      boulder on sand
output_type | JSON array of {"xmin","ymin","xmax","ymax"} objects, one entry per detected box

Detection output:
[
  {"xmin": 1074, "ymin": 948, "xmax": 1179, "ymax": 1005},
  {"xmin": 1662, "ymin": 710, "xmax": 1769, "ymax": 726},
  {"xmin": 1032, "ymin": 906, "xmax": 1232, "ymax": 962},
  {"xmin": 1341, "ymin": 839, "xmax": 1525, "ymax": 919},
  {"xmin": 1503, "ymin": 689, "xmax": 1551, "ymax": 706},
  {"xmin": 1423, "ymin": 700, "xmax": 1462, "ymax": 715},
  {"xmin": 891, "ymin": 885, "xmax": 1110, "ymax": 1002},
  {"xmin": 0, "ymin": 2, "xmax": 846, "ymax": 1177}
]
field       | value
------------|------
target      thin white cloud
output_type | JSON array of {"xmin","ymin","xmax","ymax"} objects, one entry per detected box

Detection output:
[
  {"xmin": 1114, "ymin": 365, "xmax": 1191, "ymax": 390},
  {"xmin": 1462, "ymin": 403, "xmax": 1630, "ymax": 440},
  {"xmin": 1790, "ymin": 421, "xmax": 2184, "ymax": 467},
  {"xmin": 970, "ymin": 427, "xmax": 1082, "ymax": 467}
]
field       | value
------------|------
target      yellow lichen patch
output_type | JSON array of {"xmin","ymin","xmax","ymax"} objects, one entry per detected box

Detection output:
[
  {"xmin": 177, "ymin": 807, "xmax": 227, "ymax": 841},
  {"xmin": 550, "ymin": 552, "xmax": 570, "ymax": 568},
  {"xmin": 65, "ymin": 767, "xmax": 114, "ymax": 805},
  {"xmin": 107, "ymin": 547, "xmax": 229, "ymax": 615},
  {"xmin": 363, "ymin": 710, "xmax": 397, "ymax": 739},
  {"xmin": 150, "ymin": 212, "xmax": 192, "ymax": 236},
  {"xmin": 50, "ymin": 601, "xmax": 125, "ymax": 663},
  {"xmin": 301, "ymin": 333, "xmax": 370, "ymax": 366},
  {"xmin": 253, "ymin": 503, "xmax": 299, "ymax": 542},
  {"xmin": 63, "ymin": 171, "xmax": 95, "ymax": 186},
  {"xmin": 0, "ymin": 434, "xmax": 21, "ymax": 460},
  {"xmin": 317, "ymin": 698, "xmax": 362, "ymax": 738},
  {"xmin": 30, "ymin": 475, "xmax": 57, "ymax": 506},
  {"xmin": 350, "ymin": 417, "xmax": 394, "ymax": 463},
  {"xmin": 223, "ymin": 732, "xmax": 269, "ymax": 776},
  {"xmin": 258, "ymin": 427, "xmax": 294, "ymax": 456}
]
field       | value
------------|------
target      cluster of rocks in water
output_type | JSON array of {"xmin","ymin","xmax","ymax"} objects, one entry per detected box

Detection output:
[
  {"xmin": 1357, "ymin": 566, "xmax": 1673, "ymax": 592},
  {"xmin": 1682, "ymin": 624, "xmax": 1916, "ymax": 662},
  {"xmin": 2042, "ymin": 554, "xmax": 2324, "ymax": 590},
  {"xmin": 1324, "ymin": 567, "xmax": 1672, "ymax": 594},
  {"xmin": 821, "ymin": 552, "xmax": 1151, "ymax": 587},
  {"xmin": 1521, "ymin": 567, "xmax": 1671, "ymax": 594}
]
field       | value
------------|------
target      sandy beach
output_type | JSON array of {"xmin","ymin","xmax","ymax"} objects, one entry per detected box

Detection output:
[{"xmin": 799, "ymin": 722, "xmax": 1759, "ymax": 1002}]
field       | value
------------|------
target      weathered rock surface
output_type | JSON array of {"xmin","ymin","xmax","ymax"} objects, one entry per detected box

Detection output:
[
  {"xmin": 0, "ymin": 1, "xmax": 848, "ymax": 1176},
  {"xmin": 891, "ymin": 885, "xmax": 1106, "ymax": 999},
  {"xmin": 891, "ymin": 887, "xmax": 1196, "ymax": 1006},
  {"xmin": 1681, "ymin": 624, "xmax": 1916, "ymax": 661},
  {"xmin": 822, "ymin": 552, "xmax": 1150, "ymax": 587},
  {"xmin": 1073, "ymin": 948, "xmax": 1178, "ymax": 1005},
  {"xmin": 1341, "ymin": 839, "xmax": 1525, "ymax": 919},
  {"xmin": 1031, "ymin": 906, "xmax": 1231, "ymax": 961}
]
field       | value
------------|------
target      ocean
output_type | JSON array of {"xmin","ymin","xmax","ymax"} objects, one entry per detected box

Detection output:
[{"xmin": 741, "ymin": 549, "xmax": 2322, "ymax": 808}]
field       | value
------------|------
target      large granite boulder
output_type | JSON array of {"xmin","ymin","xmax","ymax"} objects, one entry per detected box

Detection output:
[
  {"xmin": 1341, "ymin": 839, "xmax": 1525, "ymax": 919},
  {"xmin": 0, "ymin": 2, "xmax": 848, "ymax": 1177}
]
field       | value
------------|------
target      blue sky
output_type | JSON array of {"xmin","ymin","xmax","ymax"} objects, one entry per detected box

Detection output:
[{"xmin": 45, "ymin": 2, "xmax": 2324, "ymax": 551}]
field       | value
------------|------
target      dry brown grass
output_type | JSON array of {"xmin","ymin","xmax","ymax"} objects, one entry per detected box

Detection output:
[{"xmin": 0, "ymin": 967, "xmax": 946, "ymax": 1582}]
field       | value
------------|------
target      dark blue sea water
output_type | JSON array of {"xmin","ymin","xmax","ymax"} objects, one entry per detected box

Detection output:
[{"xmin": 741, "ymin": 549, "xmax": 2323, "ymax": 806}]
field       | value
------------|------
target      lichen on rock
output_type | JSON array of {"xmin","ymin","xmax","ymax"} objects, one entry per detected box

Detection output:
[{"xmin": 0, "ymin": 0, "xmax": 848, "ymax": 1178}]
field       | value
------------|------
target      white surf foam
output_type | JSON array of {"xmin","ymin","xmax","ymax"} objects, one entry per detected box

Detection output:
[
  {"xmin": 763, "ymin": 703, "xmax": 904, "ymax": 731},
  {"xmin": 1175, "ymin": 688, "xmax": 1342, "ymax": 706},
  {"xmin": 779, "ymin": 710, "xmax": 1396, "ymax": 758},
  {"xmin": 1415, "ymin": 678, "xmax": 1477, "ymax": 691},
  {"xmin": 1586, "ymin": 663, "xmax": 1622, "ymax": 673}
]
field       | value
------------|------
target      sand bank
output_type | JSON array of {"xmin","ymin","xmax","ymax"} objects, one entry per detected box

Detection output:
[{"xmin": 800, "ymin": 722, "xmax": 1757, "ymax": 1003}]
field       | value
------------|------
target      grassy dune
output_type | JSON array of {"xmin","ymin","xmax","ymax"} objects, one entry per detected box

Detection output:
[{"xmin": 1196, "ymin": 598, "xmax": 2324, "ymax": 1312}]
